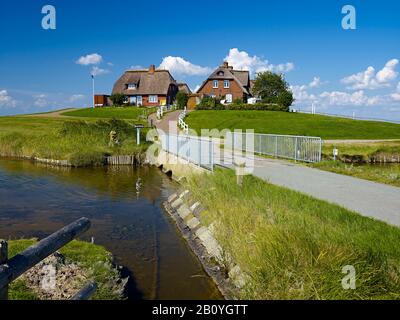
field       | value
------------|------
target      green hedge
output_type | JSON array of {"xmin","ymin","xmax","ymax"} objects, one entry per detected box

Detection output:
[{"xmin": 196, "ymin": 103, "xmax": 286, "ymax": 111}]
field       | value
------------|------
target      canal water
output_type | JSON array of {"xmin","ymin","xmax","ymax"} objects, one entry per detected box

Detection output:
[{"xmin": 0, "ymin": 159, "xmax": 222, "ymax": 300}]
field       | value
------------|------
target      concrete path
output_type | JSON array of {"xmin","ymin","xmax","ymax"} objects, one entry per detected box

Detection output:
[
  {"xmin": 25, "ymin": 108, "xmax": 78, "ymax": 118},
  {"xmin": 215, "ymin": 150, "xmax": 400, "ymax": 227},
  {"xmin": 149, "ymin": 110, "xmax": 182, "ymax": 134}
]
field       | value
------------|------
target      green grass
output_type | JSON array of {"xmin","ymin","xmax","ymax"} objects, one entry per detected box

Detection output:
[
  {"xmin": 312, "ymin": 161, "xmax": 400, "ymax": 187},
  {"xmin": 186, "ymin": 110, "xmax": 400, "ymax": 140},
  {"xmin": 62, "ymin": 107, "xmax": 156, "ymax": 120},
  {"xmin": 8, "ymin": 239, "xmax": 123, "ymax": 300},
  {"xmin": 322, "ymin": 141, "xmax": 400, "ymax": 160},
  {"xmin": 307, "ymin": 141, "xmax": 400, "ymax": 187},
  {"xmin": 186, "ymin": 169, "xmax": 400, "ymax": 300},
  {"xmin": 0, "ymin": 116, "xmax": 148, "ymax": 166}
]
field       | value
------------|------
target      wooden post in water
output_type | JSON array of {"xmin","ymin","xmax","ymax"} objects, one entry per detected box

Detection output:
[{"xmin": 0, "ymin": 240, "xmax": 8, "ymax": 300}]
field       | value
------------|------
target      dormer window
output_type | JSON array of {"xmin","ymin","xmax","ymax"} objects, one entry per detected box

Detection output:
[
  {"xmin": 213, "ymin": 80, "xmax": 219, "ymax": 88},
  {"xmin": 217, "ymin": 71, "xmax": 224, "ymax": 76},
  {"xmin": 127, "ymin": 83, "xmax": 137, "ymax": 90}
]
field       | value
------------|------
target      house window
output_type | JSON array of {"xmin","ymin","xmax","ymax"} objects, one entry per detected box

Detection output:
[
  {"xmin": 213, "ymin": 80, "xmax": 218, "ymax": 88},
  {"xmin": 224, "ymin": 80, "xmax": 230, "ymax": 88},
  {"xmin": 149, "ymin": 95, "xmax": 158, "ymax": 103},
  {"xmin": 127, "ymin": 83, "xmax": 137, "ymax": 90},
  {"xmin": 226, "ymin": 94, "xmax": 233, "ymax": 103}
]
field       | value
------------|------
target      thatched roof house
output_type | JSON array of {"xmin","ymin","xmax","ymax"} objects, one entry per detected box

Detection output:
[{"xmin": 112, "ymin": 65, "xmax": 180, "ymax": 106}]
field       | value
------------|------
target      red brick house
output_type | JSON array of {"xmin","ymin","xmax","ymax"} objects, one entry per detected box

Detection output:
[
  {"xmin": 196, "ymin": 62, "xmax": 252, "ymax": 103},
  {"xmin": 112, "ymin": 65, "xmax": 179, "ymax": 107}
]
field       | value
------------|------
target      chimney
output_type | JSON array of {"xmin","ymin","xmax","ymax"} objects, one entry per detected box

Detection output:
[
  {"xmin": 149, "ymin": 64, "xmax": 156, "ymax": 74},
  {"xmin": 222, "ymin": 61, "xmax": 229, "ymax": 68}
]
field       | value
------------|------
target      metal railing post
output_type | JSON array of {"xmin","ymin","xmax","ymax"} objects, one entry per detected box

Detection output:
[
  {"xmin": 0, "ymin": 240, "xmax": 8, "ymax": 300},
  {"xmin": 210, "ymin": 138, "xmax": 214, "ymax": 171}
]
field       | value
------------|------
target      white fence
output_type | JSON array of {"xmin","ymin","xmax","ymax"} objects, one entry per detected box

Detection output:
[
  {"xmin": 178, "ymin": 108, "xmax": 189, "ymax": 134},
  {"xmin": 160, "ymin": 134, "xmax": 214, "ymax": 171},
  {"xmin": 227, "ymin": 132, "xmax": 322, "ymax": 163}
]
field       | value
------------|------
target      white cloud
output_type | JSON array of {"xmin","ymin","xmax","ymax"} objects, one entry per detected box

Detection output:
[
  {"xmin": 390, "ymin": 82, "xmax": 400, "ymax": 101},
  {"xmin": 159, "ymin": 56, "xmax": 212, "ymax": 76},
  {"xmin": 69, "ymin": 94, "xmax": 85, "ymax": 102},
  {"xmin": 0, "ymin": 90, "xmax": 17, "ymax": 108},
  {"xmin": 319, "ymin": 90, "xmax": 383, "ymax": 106},
  {"xmin": 224, "ymin": 48, "xmax": 294, "ymax": 76},
  {"xmin": 33, "ymin": 94, "xmax": 49, "ymax": 108},
  {"xmin": 309, "ymin": 77, "xmax": 324, "ymax": 88},
  {"xmin": 290, "ymin": 77, "xmax": 326, "ymax": 103},
  {"xmin": 341, "ymin": 59, "xmax": 399, "ymax": 90},
  {"xmin": 91, "ymin": 66, "xmax": 109, "ymax": 76},
  {"xmin": 76, "ymin": 53, "xmax": 103, "ymax": 66},
  {"xmin": 290, "ymin": 85, "xmax": 317, "ymax": 103}
]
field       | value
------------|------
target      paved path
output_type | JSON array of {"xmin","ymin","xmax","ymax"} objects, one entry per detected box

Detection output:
[
  {"xmin": 149, "ymin": 110, "xmax": 181, "ymax": 134},
  {"xmin": 215, "ymin": 150, "xmax": 400, "ymax": 227},
  {"xmin": 25, "ymin": 108, "xmax": 78, "ymax": 118}
]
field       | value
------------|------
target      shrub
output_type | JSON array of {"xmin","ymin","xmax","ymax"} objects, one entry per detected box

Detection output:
[
  {"xmin": 196, "ymin": 102, "xmax": 286, "ymax": 111},
  {"xmin": 110, "ymin": 93, "xmax": 126, "ymax": 106},
  {"xmin": 196, "ymin": 96, "xmax": 224, "ymax": 110},
  {"xmin": 176, "ymin": 91, "xmax": 189, "ymax": 109}
]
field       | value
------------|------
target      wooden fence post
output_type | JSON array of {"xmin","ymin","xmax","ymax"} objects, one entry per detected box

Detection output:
[{"xmin": 0, "ymin": 240, "xmax": 8, "ymax": 300}]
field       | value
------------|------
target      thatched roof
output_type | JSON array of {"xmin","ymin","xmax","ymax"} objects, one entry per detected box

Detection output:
[
  {"xmin": 177, "ymin": 83, "xmax": 192, "ymax": 94},
  {"xmin": 112, "ymin": 66, "xmax": 177, "ymax": 95}
]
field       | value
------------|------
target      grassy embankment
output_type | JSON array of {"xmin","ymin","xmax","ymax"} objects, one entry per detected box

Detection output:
[
  {"xmin": 0, "ymin": 108, "xmax": 155, "ymax": 166},
  {"xmin": 61, "ymin": 107, "xmax": 156, "ymax": 119},
  {"xmin": 311, "ymin": 141, "xmax": 400, "ymax": 187},
  {"xmin": 187, "ymin": 169, "xmax": 400, "ymax": 300},
  {"xmin": 8, "ymin": 239, "xmax": 123, "ymax": 300},
  {"xmin": 185, "ymin": 110, "xmax": 400, "ymax": 140}
]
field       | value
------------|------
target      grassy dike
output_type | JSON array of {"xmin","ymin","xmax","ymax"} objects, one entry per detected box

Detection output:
[
  {"xmin": 0, "ymin": 116, "xmax": 149, "ymax": 167},
  {"xmin": 186, "ymin": 169, "xmax": 400, "ymax": 300},
  {"xmin": 8, "ymin": 239, "xmax": 124, "ymax": 300},
  {"xmin": 186, "ymin": 110, "xmax": 400, "ymax": 140}
]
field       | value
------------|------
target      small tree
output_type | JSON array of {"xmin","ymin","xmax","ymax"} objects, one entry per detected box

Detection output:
[
  {"xmin": 110, "ymin": 93, "xmax": 126, "ymax": 106},
  {"xmin": 176, "ymin": 91, "xmax": 189, "ymax": 109},
  {"xmin": 252, "ymin": 71, "xmax": 294, "ymax": 110}
]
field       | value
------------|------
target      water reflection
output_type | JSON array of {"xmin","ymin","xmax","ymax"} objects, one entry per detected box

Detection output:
[{"xmin": 0, "ymin": 159, "xmax": 221, "ymax": 300}]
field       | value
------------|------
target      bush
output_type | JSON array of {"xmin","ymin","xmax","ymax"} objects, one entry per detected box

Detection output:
[
  {"xmin": 197, "ymin": 96, "xmax": 224, "ymax": 110},
  {"xmin": 176, "ymin": 91, "xmax": 189, "ymax": 109},
  {"xmin": 196, "ymin": 102, "xmax": 286, "ymax": 111},
  {"xmin": 110, "ymin": 93, "xmax": 126, "ymax": 106}
]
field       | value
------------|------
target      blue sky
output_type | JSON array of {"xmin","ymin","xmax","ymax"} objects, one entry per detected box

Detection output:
[{"xmin": 1, "ymin": 0, "xmax": 399, "ymax": 119}]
